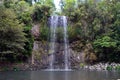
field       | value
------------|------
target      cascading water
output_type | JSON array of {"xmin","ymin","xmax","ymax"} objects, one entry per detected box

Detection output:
[
  {"xmin": 48, "ymin": 16, "xmax": 70, "ymax": 70},
  {"xmin": 32, "ymin": 0, "xmax": 71, "ymax": 71},
  {"xmin": 38, "ymin": 0, "xmax": 70, "ymax": 70},
  {"xmin": 62, "ymin": 16, "xmax": 70, "ymax": 70},
  {"xmin": 49, "ymin": 16, "xmax": 58, "ymax": 69}
]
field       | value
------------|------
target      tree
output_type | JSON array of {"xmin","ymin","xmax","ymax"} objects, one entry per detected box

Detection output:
[
  {"xmin": 13, "ymin": 1, "xmax": 32, "ymax": 26},
  {"xmin": 0, "ymin": 7, "xmax": 27, "ymax": 62},
  {"xmin": 4, "ymin": 0, "xmax": 18, "ymax": 8},
  {"xmin": 31, "ymin": 3, "xmax": 52, "ymax": 24},
  {"xmin": 64, "ymin": 0, "xmax": 120, "ymax": 63}
]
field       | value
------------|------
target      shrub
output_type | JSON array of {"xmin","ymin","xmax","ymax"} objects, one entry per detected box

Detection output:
[
  {"xmin": 39, "ymin": 26, "xmax": 49, "ymax": 41},
  {"xmin": 23, "ymin": 26, "xmax": 34, "ymax": 60},
  {"xmin": 115, "ymin": 66, "xmax": 120, "ymax": 71},
  {"xmin": 13, "ymin": 1, "xmax": 32, "ymax": 26},
  {"xmin": 106, "ymin": 66, "xmax": 113, "ymax": 71},
  {"xmin": 93, "ymin": 36, "xmax": 118, "ymax": 62},
  {"xmin": 80, "ymin": 63, "xmax": 85, "ymax": 68},
  {"xmin": 68, "ymin": 26, "xmax": 79, "ymax": 42},
  {"xmin": 31, "ymin": 4, "xmax": 52, "ymax": 23},
  {"xmin": 0, "ymin": 7, "xmax": 27, "ymax": 62}
]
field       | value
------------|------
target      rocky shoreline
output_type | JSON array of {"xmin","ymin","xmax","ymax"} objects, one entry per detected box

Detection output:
[
  {"xmin": 78, "ymin": 63, "xmax": 120, "ymax": 71},
  {"xmin": 0, "ymin": 62, "xmax": 47, "ymax": 71},
  {"xmin": 0, "ymin": 62, "xmax": 120, "ymax": 71}
]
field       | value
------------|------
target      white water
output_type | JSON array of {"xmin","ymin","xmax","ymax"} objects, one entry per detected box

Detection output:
[
  {"xmin": 49, "ymin": 16, "xmax": 58, "ymax": 69},
  {"xmin": 31, "ymin": 0, "xmax": 70, "ymax": 70},
  {"xmin": 49, "ymin": 16, "xmax": 70, "ymax": 70},
  {"xmin": 62, "ymin": 16, "xmax": 70, "ymax": 70}
]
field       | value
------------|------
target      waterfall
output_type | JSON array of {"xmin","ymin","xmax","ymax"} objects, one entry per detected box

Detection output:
[
  {"xmin": 49, "ymin": 16, "xmax": 58, "ymax": 69},
  {"xmin": 62, "ymin": 16, "xmax": 70, "ymax": 70},
  {"xmin": 48, "ymin": 16, "xmax": 70, "ymax": 70}
]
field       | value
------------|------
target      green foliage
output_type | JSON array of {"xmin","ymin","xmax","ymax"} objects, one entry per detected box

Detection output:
[
  {"xmin": 93, "ymin": 36, "xmax": 119, "ymax": 62},
  {"xmin": 115, "ymin": 66, "xmax": 120, "ymax": 71},
  {"xmin": 23, "ymin": 26, "xmax": 34, "ymax": 59},
  {"xmin": 1, "ymin": 1, "xmax": 34, "ymax": 62},
  {"xmin": 94, "ymin": 36, "xmax": 117, "ymax": 48},
  {"xmin": 36, "ymin": 0, "xmax": 54, "ymax": 7},
  {"xmin": 64, "ymin": 2, "xmax": 101, "ymax": 41},
  {"xmin": 64, "ymin": 0, "xmax": 120, "ymax": 63},
  {"xmin": 31, "ymin": 3, "xmax": 52, "ymax": 23},
  {"xmin": 80, "ymin": 63, "xmax": 85, "ymax": 68},
  {"xmin": 39, "ymin": 27, "xmax": 49, "ymax": 41},
  {"xmin": 13, "ymin": 1, "xmax": 32, "ymax": 26},
  {"xmin": 25, "ymin": 0, "xmax": 32, "ymax": 5},
  {"xmin": 0, "ymin": 7, "xmax": 27, "ymax": 62},
  {"xmin": 68, "ymin": 26, "xmax": 79, "ymax": 42},
  {"xmin": 63, "ymin": 0, "xmax": 76, "ymax": 12},
  {"xmin": 19, "ymin": 12, "xmax": 32, "ymax": 26},
  {"xmin": 14, "ymin": 1, "xmax": 30, "ymax": 12},
  {"xmin": 106, "ymin": 66, "xmax": 113, "ymax": 71},
  {"xmin": 1, "ymin": 0, "xmax": 120, "ymax": 64},
  {"xmin": 38, "ymin": 26, "xmax": 78, "ymax": 42},
  {"xmin": 3, "ymin": 0, "xmax": 32, "ymax": 26},
  {"xmin": 3, "ymin": 0, "xmax": 18, "ymax": 8}
]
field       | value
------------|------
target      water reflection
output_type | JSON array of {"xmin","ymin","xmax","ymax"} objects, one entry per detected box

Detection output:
[
  {"xmin": 49, "ymin": 71, "xmax": 54, "ymax": 80},
  {"xmin": 65, "ymin": 72, "xmax": 69, "ymax": 80},
  {"xmin": 0, "ymin": 71, "xmax": 31, "ymax": 80},
  {"xmin": 0, "ymin": 70, "xmax": 120, "ymax": 80},
  {"xmin": 30, "ymin": 71, "xmax": 73, "ymax": 80}
]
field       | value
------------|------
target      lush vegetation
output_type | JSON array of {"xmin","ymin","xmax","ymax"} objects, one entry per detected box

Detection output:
[
  {"xmin": 0, "ymin": 0, "xmax": 120, "ymax": 64},
  {"xmin": 0, "ymin": 0, "xmax": 53, "ymax": 62},
  {"xmin": 0, "ymin": 0, "xmax": 33, "ymax": 62},
  {"xmin": 63, "ymin": 0, "xmax": 120, "ymax": 63},
  {"xmin": 0, "ymin": 6, "xmax": 26, "ymax": 62}
]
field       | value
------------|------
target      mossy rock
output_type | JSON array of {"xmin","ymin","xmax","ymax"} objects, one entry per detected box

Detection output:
[{"xmin": 106, "ymin": 66, "xmax": 113, "ymax": 71}]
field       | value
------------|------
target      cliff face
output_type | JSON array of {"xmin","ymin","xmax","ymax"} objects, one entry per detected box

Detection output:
[
  {"xmin": 31, "ymin": 24, "xmax": 40, "ymax": 39},
  {"xmin": 31, "ymin": 24, "xmax": 49, "ymax": 68},
  {"xmin": 30, "ymin": 24, "xmax": 96, "ymax": 69},
  {"xmin": 31, "ymin": 39, "xmax": 86, "ymax": 68}
]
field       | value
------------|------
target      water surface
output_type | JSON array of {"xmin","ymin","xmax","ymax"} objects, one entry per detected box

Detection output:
[{"xmin": 0, "ymin": 70, "xmax": 120, "ymax": 80}]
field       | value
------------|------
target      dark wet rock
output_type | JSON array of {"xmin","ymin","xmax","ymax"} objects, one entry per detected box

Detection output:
[{"xmin": 30, "ymin": 40, "xmax": 85, "ymax": 69}]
